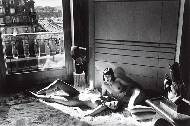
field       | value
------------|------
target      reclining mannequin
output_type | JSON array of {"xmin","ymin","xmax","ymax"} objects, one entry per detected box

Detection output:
[
  {"xmin": 31, "ymin": 67, "xmax": 152, "ymax": 117},
  {"xmin": 101, "ymin": 67, "xmax": 145, "ymax": 110}
]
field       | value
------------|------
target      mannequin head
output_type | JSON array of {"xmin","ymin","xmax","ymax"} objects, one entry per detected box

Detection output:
[{"xmin": 103, "ymin": 68, "xmax": 115, "ymax": 82}]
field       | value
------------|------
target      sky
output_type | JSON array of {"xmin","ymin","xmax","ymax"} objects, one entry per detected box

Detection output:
[{"xmin": 34, "ymin": 0, "xmax": 62, "ymax": 7}]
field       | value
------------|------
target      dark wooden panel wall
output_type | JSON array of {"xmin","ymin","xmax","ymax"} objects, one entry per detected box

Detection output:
[
  {"xmin": 94, "ymin": 0, "xmax": 179, "ymax": 91},
  {"xmin": 73, "ymin": 0, "xmax": 89, "ymax": 48},
  {"xmin": 180, "ymin": 0, "xmax": 190, "ymax": 99},
  {"xmin": 63, "ymin": 0, "xmax": 74, "ymax": 82}
]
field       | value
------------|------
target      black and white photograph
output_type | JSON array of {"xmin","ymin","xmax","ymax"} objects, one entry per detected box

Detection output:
[{"xmin": 0, "ymin": 0, "xmax": 190, "ymax": 126}]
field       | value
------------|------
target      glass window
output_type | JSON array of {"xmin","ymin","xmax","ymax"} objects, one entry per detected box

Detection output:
[{"xmin": 2, "ymin": 0, "xmax": 65, "ymax": 74}]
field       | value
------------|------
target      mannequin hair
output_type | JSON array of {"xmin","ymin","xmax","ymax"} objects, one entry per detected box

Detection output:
[{"xmin": 103, "ymin": 67, "xmax": 115, "ymax": 81}]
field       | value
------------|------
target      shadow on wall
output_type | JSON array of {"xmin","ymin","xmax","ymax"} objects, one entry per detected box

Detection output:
[
  {"xmin": 95, "ymin": 61, "xmax": 163, "ymax": 99},
  {"xmin": 95, "ymin": 62, "xmax": 131, "ymax": 89},
  {"xmin": 95, "ymin": 61, "xmax": 135, "ymax": 89}
]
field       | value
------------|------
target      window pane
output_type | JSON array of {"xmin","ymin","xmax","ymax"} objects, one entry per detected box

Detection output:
[
  {"xmin": 2, "ymin": 32, "xmax": 64, "ymax": 74},
  {"xmin": 1, "ymin": 0, "xmax": 65, "ymax": 74}
]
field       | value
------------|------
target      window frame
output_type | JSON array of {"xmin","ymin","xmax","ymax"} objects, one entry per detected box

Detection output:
[{"xmin": 3, "ymin": 0, "xmax": 74, "ymax": 88}]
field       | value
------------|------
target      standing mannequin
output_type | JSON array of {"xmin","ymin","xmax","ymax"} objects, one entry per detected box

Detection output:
[{"xmin": 71, "ymin": 46, "xmax": 88, "ymax": 82}]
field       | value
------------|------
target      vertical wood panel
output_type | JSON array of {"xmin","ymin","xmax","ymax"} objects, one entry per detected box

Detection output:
[
  {"xmin": 73, "ymin": 0, "xmax": 89, "ymax": 48},
  {"xmin": 176, "ymin": 0, "xmax": 185, "ymax": 62},
  {"xmin": 160, "ymin": 0, "xmax": 180, "ymax": 43},
  {"xmin": 180, "ymin": 0, "xmax": 190, "ymax": 99},
  {"xmin": 107, "ymin": 2, "xmax": 137, "ymax": 40},
  {"xmin": 104, "ymin": 1, "xmax": 162, "ymax": 42},
  {"xmin": 133, "ymin": 1, "xmax": 162, "ymax": 42},
  {"xmin": 94, "ymin": 1, "xmax": 179, "ymax": 90},
  {"xmin": 63, "ymin": 0, "xmax": 74, "ymax": 82},
  {"xmin": 95, "ymin": 2, "xmax": 108, "ymax": 39},
  {"xmin": 88, "ymin": 0, "xmax": 95, "ymax": 86}
]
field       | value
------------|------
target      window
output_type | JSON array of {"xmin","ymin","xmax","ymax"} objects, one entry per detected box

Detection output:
[
  {"xmin": 3, "ymin": 32, "xmax": 65, "ymax": 74},
  {"xmin": 0, "ymin": 0, "xmax": 2, "ymax": 5},
  {"xmin": 0, "ymin": 0, "xmax": 75, "ymax": 87},
  {"xmin": 2, "ymin": 0, "xmax": 66, "ymax": 74}
]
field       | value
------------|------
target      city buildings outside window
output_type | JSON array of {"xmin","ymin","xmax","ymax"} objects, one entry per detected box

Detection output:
[{"xmin": 1, "ymin": 0, "xmax": 65, "ymax": 74}]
